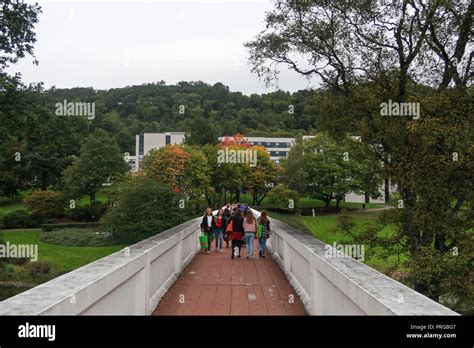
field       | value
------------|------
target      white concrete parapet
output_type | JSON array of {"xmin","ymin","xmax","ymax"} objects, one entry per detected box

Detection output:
[{"xmin": 0, "ymin": 217, "xmax": 202, "ymax": 315}]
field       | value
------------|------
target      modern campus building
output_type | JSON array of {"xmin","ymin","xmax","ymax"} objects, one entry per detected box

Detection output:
[
  {"xmin": 134, "ymin": 132, "xmax": 186, "ymax": 171},
  {"xmin": 218, "ymin": 135, "xmax": 315, "ymax": 162},
  {"xmin": 218, "ymin": 136, "xmax": 294, "ymax": 162},
  {"xmin": 134, "ymin": 133, "xmax": 314, "ymax": 166}
]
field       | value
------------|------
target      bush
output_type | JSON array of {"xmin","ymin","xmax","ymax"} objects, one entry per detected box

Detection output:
[
  {"xmin": 2, "ymin": 210, "xmax": 42, "ymax": 229},
  {"xmin": 24, "ymin": 190, "xmax": 67, "ymax": 219},
  {"xmin": 102, "ymin": 177, "xmax": 193, "ymax": 243},
  {"xmin": 68, "ymin": 202, "xmax": 106, "ymax": 222},
  {"xmin": 266, "ymin": 185, "xmax": 299, "ymax": 211},
  {"xmin": 26, "ymin": 261, "xmax": 52, "ymax": 277},
  {"xmin": 40, "ymin": 228, "xmax": 117, "ymax": 247},
  {"xmin": 41, "ymin": 222, "xmax": 101, "ymax": 232}
]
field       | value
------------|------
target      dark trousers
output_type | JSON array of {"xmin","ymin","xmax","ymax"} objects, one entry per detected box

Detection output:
[{"xmin": 231, "ymin": 239, "xmax": 242, "ymax": 257}]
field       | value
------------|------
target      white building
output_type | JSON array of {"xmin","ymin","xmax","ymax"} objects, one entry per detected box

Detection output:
[
  {"xmin": 218, "ymin": 135, "xmax": 315, "ymax": 162},
  {"xmin": 134, "ymin": 132, "xmax": 186, "ymax": 171}
]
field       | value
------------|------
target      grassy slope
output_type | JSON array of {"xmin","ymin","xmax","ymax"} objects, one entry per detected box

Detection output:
[
  {"xmin": 1, "ymin": 230, "xmax": 126, "ymax": 273},
  {"xmin": 268, "ymin": 210, "xmax": 408, "ymax": 273},
  {"xmin": 238, "ymin": 193, "xmax": 386, "ymax": 210}
]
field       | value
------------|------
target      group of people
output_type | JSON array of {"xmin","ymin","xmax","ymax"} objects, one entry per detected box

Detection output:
[{"xmin": 200, "ymin": 203, "xmax": 271, "ymax": 259}]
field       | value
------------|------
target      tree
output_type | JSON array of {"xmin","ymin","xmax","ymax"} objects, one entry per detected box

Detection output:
[
  {"xmin": 0, "ymin": 0, "xmax": 41, "ymax": 71},
  {"xmin": 245, "ymin": 0, "xmax": 473, "ymax": 309},
  {"xmin": 63, "ymin": 129, "xmax": 129, "ymax": 203},
  {"xmin": 141, "ymin": 145, "xmax": 188, "ymax": 193},
  {"xmin": 102, "ymin": 177, "xmax": 191, "ymax": 243},
  {"xmin": 280, "ymin": 136, "xmax": 307, "ymax": 194},
  {"xmin": 302, "ymin": 133, "xmax": 379, "ymax": 208},
  {"xmin": 0, "ymin": 0, "xmax": 42, "ymax": 196},
  {"xmin": 245, "ymin": 146, "xmax": 277, "ymax": 205},
  {"xmin": 141, "ymin": 144, "xmax": 211, "ymax": 203},
  {"xmin": 184, "ymin": 108, "xmax": 220, "ymax": 146}
]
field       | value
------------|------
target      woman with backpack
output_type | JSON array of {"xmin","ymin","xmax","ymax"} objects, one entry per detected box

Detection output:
[
  {"xmin": 200, "ymin": 207, "xmax": 216, "ymax": 255},
  {"xmin": 257, "ymin": 210, "xmax": 271, "ymax": 258}
]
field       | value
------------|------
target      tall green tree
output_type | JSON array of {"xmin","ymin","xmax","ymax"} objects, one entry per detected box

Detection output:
[
  {"xmin": 245, "ymin": 0, "xmax": 473, "ymax": 309},
  {"xmin": 0, "ymin": 0, "xmax": 42, "ymax": 196},
  {"xmin": 63, "ymin": 129, "xmax": 129, "ymax": 203}
]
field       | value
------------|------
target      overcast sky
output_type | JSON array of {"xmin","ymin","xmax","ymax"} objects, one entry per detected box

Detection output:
[{"xmin": 11, "ymin": 0, "xmax": 320, "ymax": 95}]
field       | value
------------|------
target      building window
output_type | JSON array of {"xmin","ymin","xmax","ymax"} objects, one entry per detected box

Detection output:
[
  {"xmin": 165, "ymin": 134, "xmax": 171, "ymax": 145},
  {"xmin": 139, "ymin": 134, "xmax": 144, "ymax": 156}
]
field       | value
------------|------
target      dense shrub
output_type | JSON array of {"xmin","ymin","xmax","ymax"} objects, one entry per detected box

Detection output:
[
  {"xmin": 24, "ymin": 190, "xmax": 67, "ymax": 219},
  {"xmin": 26, "ymin": 261, "xmax": 52, "ymax": 277},
  {"xmin": 41, "ymin": 228, "xmax": 117, "ymax": 247},
  {"xmin": 2, "ymin": 210, "xmax": 42, "ymax": 229},
  {"xmin": 41, "ymin": 222, "xmax": 101, "ymax": 232},
  {"xmin": 266, "ymin": 186, "xmax": 299, "ymax": 211},
  {"xmin": 102, "ymin": 177, "xmax": 192, "ymax": 243},
  {"xmin": 68, "ymin": 202, "xmax": 106, "ymax": 222}
]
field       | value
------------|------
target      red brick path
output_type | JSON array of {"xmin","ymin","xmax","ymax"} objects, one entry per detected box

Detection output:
[{"xmin": 152, "ymin": 239, "xmax": 307, "ymax": 315}]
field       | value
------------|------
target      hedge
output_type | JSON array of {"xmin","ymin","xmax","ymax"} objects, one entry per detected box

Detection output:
[{"xmin": 41, "ymin": 222, "xmax": 101, "ymax": 232}]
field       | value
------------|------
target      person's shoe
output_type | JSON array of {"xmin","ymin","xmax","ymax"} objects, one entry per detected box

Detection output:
[
  {"xmin": 207, "ymin": 251, "xmax": 210, "ymax": 255},
  {"xmin": 231, "ymin": 253, "xmax": 234, "ymax": 259},
  {"xmin": 259, "ymin": 250, "xmax": 262, "ymax": 257},
  {"xmin": 220, "ymin": 249, "xmax": 223, "ymax": 253},
  {"xmin": 262, "ymin": 255, "xmax": 266, "ymax": 258},
  {"xmin": 237, "ymin": 254, "xmax": 241, "ymax": 258}
]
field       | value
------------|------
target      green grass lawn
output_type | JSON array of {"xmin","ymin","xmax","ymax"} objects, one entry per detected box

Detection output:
[
  {"xmin": 75, "ymin": 191, "xmax": 109, "ymax": 206},
  {"xmin": 1, "ymin": 230, "xmax": 126, "ymax": 273},
  {"xmin": 0, "ymin": 229, "xmax": 126, "ymax": 301},
  {"xmin": 0, "ymin": 202, "xmax": 28, "ymax": 215},
  {"xmin": 268, "ymin": 209, "xmax": 408, "ymax": 274},
  {"xmin": 238, "ymin": 193, "xmax": 388, "ymax": 210}
]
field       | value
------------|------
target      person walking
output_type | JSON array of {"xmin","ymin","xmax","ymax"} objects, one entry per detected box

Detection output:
[
  {"xmin": 229, "ymin": 209, "xmax": 244, "ymax": 259},
  {"xmin": 200, "ymin": 207, "xmax": 216, "ymax": 255},
  {"xmin": 214, "ymin": 209, "xmax": 225, "ymax": 253},
  {"xmin": 243, "ymin": 209, "xmax": 258, "ymax": 259},
  {"xmin": 257, "ymin": 210, "xmax": 271, "ymax": 258},
  {"xmin": 222, "ymin": 208, "xmax": 232, "ymax": 248}
]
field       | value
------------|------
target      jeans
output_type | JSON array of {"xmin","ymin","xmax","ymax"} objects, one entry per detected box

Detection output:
[
  {"xmin": 259, "ymin": 236, "xmax": 267, "ymax": 254},
  {"xmin": 245, "ymin": 232, "xmax": 255, "ymax": 257},
  {"xmin": 214, "ymin": 228, "xmax": 224, "ymax": 250}
]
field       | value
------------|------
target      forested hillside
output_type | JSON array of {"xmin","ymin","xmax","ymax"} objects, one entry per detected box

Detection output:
[{"xmin": 44, "ymin": 81, "xmax": 319, "ymax": 153}]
